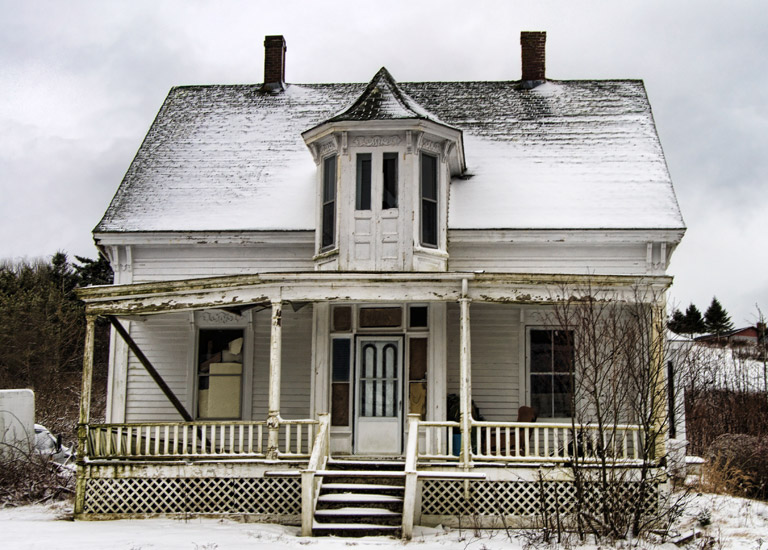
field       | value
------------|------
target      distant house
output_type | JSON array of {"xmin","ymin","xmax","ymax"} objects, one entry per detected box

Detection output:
[
  {"xmin": 76, "ymin": 33, "xmax": 685, "ymax": 536},
  {"xmin": 696, "ymin": 325, "xmax": 767, "ymax": 348}
]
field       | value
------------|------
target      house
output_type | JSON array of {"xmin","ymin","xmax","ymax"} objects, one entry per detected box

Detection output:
[{"xmin": 75, "ymin": 33, "xmax": 686, "ymax": 536}]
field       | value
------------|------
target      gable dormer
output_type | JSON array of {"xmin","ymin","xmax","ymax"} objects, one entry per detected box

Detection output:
[{"xmin": 303, "ymin": 68, "xmax": 465, "ymax": 272}]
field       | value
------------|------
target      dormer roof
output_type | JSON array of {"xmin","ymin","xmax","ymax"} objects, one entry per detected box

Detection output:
[{"xmin": 324, "ymin": 67, "xmax": 446, "ymax": 125}]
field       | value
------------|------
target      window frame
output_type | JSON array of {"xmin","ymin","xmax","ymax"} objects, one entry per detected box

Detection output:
[
  {"xmin": 195, "ymin": 328, "xmax": 246, "ymax": 421},
  {"xmin": 382, "ymin": 152, "xmax": 398, "ymax": 210},
  {"xmin": 527, "ymin": 327, "xmax": 575, "ymax": 419},
  {"xmin": 420, "ymin": 152, "xmax": 439, "ymax": 248},
  {"xmin": 321, "ymin": 154, "xmax": 338, "ymax": 251},
  {"xmin": 355, "ymin": 153, "xmax": 372, "ymax": 211}
]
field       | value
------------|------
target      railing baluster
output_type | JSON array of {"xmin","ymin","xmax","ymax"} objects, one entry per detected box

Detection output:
[
  {"xmin": 534, "ymin": 427, "xmax": 540, "ymax": 456},
  {"xmin": 257, "ymin": 424, "xmax": 263, "ymax": 454},
  {"xmin": 504, "ymin": 427, "xmax": 510, "ymax": 457},
  {"xmin": 163, "ymin": 426, "xmax": 169, "ymax": 456},
  {"xmin": 285, "ymin": 423, "xmax": 291, "ymax": 454},
  {"xmin": 544, "ymin": 427, "xmax": 549, "ymax": 457},
  {"xmin": 297, "ymin": 424, "xmax": 302, "ymax": 454},
  {"xmin": 515, "ymin": 426, "xmax": 520, "ymax": 457}
]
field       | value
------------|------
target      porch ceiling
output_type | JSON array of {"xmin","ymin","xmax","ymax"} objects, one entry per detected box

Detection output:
[{"xmin": 75, "ymin": 271, "xmax": 673, "ymax": 317}]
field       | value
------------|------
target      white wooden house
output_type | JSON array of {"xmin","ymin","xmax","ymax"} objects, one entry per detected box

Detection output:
[{"xmin": 75, "ymin": 33, "xmax": 685, "ymax": 536}]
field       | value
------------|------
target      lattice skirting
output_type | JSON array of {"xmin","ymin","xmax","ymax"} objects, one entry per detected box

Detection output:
[
  {"xmin": 83, "ymin": 476, "xmax": 301, "ymax": 517},
  {"xmin": 421, "ymin": 479, "xmax": 659, "ymax": 518}
]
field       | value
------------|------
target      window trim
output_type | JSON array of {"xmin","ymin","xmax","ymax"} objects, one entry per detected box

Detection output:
[
  {"xmin": 195, "ymin": 327, "xmax": 246, "ymax": 420},
  {"xmin": 420, "ymin": 152, "xmax": 439, "ymax": 248},
  {"xmin": 526, "ymin": 327, "xmax": 575, "ymax": 419},
  {"xmin": 321, "ymin": 154, "xmax": 338, "ymax": 251}
]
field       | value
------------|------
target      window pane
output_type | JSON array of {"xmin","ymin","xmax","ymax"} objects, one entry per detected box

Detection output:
[
  {"xmin": 356, "ymin": 154, "xmax": 371, "ymax": 210},
  {"xmin": 409, "ymin": 306, "xmax": 428, "ymax": 328},
  {"xmin": 409, "ymin": 382, "xmax": 427, "ymax": 419},
  {"xmin": 421, "ymin": 200, "xmax": 437, "ymax": 247},
  {"xmin": 332, "ymin": 338, "xmax": 351, "ymax": 381},
  {"xmin": 331, "ymin": 383, "xmax": 350, "ymax": 426},
  {"xmin": 530, "ymin": 330, "xmax": 552, "ymax": 373},
  {"xmin": 197, "ymin": 329, "xmax": 243, "ymax": 419},
  {"xmin": 531, "ymin": 374, "xmax": 553, "ymax": 418},
  {"xmin": 409, "ymin": 338, "xmax": 427, "ymax": 380},
  {"xmin": 421, "ymin": 154, "xmax": 437, "ymax": 200},
  {"xmin": 322, "ymin": 202, "xmax": 334, "ymax": 248},
  {"xmin": 552, "ymin": 374, "xmax": 573, "ymax": 417},
  {"xmin": 382, "ymin": 152, "xmax": 398, "ymax": 209},
  {"xmin": 359, "ymin": 307, "xmax": 402, "ymax": 328},
  {"xmin": 332, "ymin": 306, "xmax": 352, "ymax": 332},
  {"xmin": 323, "ymin": 156, "xmax": 336, "ymax": 201}
]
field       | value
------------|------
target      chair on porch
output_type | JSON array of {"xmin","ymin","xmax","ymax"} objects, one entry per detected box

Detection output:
[{"xmin": 488, "ymin": 406, "xmax": 537, "ymax": 456}]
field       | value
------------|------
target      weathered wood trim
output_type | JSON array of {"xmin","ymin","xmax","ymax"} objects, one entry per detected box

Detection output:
[
  {"xmin": 267, "ymin": 299, "xmax": 283, "ymax": 459},
  {"xmin": 108, "ymin": 316, "xmax": 193, "ymax": 422},
  {"xmin": 458, "ymin": 279, "xmax": 472, "ymax": 468},
  {"xmin": 77, "ymin": 272, "xmax": 673, "ymax": 317}
]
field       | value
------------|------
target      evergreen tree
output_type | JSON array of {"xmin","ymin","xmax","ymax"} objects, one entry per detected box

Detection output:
[
  {"xmin": 704, "ymin": 296, "xmax": 734, "ymax": 336},
  {"xmin": 684, "ymin": 303, "xmax": 707, "ymax": 334},
  {"xmin": 667, "ymin": 308, "xmax": 687, "ymax": 334},
  {"xmin": 73, "ymin": 254, "xmax": 114, "ymax": 287}
]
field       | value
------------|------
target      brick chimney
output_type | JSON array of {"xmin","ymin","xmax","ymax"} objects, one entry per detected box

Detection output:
[
  {"xmin": 520, "ymin": 31, "xmax": 546, "ymax": 89},
  {"xmin": 263, "ymin": 35, "xmax": 286, "ymax": 92}
]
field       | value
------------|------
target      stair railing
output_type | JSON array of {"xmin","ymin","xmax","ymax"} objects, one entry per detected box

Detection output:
[
  {"xmin": 301, "ymin": 413, "xmax": 331, "ymax": 537},
  {"xmin": 401, "ymin": 414, "xmax": 421, "ymax": 540}
]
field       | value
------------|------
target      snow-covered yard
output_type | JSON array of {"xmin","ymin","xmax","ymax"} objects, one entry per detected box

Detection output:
[{"xmin": 2, "ymin": 492, "xmax": 768, "ymax": 550}]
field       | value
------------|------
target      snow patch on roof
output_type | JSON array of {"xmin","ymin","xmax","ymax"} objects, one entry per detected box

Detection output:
[{"xmin": 96, "ymin": 80, "xmax": 684, "ymax": 233}]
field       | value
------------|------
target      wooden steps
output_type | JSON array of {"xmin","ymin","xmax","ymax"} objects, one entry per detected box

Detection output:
[{"xmin": 312, "ymin": 458, "xmax": 405, "ymax": 537}]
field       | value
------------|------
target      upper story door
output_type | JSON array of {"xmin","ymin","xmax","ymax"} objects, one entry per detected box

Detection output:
[{"xmin": 352, "ymin": 152, "xmax": 403, "ymax": 271}]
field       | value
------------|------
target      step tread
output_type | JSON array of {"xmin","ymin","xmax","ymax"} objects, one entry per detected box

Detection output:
[
  {"xmin": 328, "ymin": 459, "xmax": 405, "ymax": 465},
  {"xmin": 313, "ymin": 522, "xmax": 400, "ymax": 530},
  {"xmin": 315, "ymin": 507, "xmax": 401, "ymax": 516},
  {"xmin": 318, "ymin": 493, "xmax": 403, "ymax": 503},
  {"xmin": 322, "ymin": 483, "xmax": 404, "ymax": 491},
  {"xmin": 317, "ymin": 470, "xmax": 405, "ymax": 477}
]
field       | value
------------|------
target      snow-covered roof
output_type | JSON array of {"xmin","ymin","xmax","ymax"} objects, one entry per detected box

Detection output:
[
  {"xmin": 320, "ymin": 67, "xmax": 448, "ymax": 126},
  {"xmin": 95, "ymin": 76, "xmax": 685, "ymax": 233}
]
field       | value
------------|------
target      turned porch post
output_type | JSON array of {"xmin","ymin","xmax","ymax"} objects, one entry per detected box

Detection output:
[
  {"xmin": 458, "ymin": 279, "xmax": 473, "ymax": 467},
  {"xmin": 75, "ymin": 315, "xmax": 96, "ymax": 515},
  {"xmin": 267, "ymin": 298, "xmax": 283, "ymax": 459}
]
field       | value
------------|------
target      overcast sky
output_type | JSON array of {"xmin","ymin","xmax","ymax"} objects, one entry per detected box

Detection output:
[{"xmin": 1, "ymin": 0, "xmax": 766, "ymax": 325}]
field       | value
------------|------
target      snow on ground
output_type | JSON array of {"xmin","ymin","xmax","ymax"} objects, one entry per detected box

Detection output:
[{"xmin": 2, "ymin": 492, "xmax": 768, "ymax": 550}]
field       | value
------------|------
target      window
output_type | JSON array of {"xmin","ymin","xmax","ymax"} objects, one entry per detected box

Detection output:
[
  {"xmin": 197, "ymin": 329, "xmax": 244, "ymax": 419},
  {"xmin": 530, "ymin": 329, "xmax": 574, "ymax": 418},
  {"xmin": 356, "ymin": 153, "xmax": 371, "ymax": 210},
  {"xmin": 331, "ymin": 338, "xmax": 351, "ymax": 426},
  {"xmin": 322, "ymin": 155, "xmax": 337, "ymax": 249},
  {"xmin": 382, "ymin": 152, "xmax": 398, "ymax": 209},
  {"xmin": 420, "ymin": 153, "xmax": 438, "ymax": 247}
]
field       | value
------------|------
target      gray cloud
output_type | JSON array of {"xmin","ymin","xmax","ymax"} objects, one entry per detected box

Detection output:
[{"xmin": 1, "ymin": 0, "xmax": 766, "ymax": 325}]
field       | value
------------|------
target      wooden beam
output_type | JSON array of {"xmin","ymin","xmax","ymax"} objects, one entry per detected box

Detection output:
[{"xmin": 107, "ymin": 315, "xmax": 193, "ymax": 422}]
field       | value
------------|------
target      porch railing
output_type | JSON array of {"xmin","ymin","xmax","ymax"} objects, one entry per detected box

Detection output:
[
  {"xmin": 416, "ymin": 419, "xmax": 645, "ymax": 463},
  {"xmin": 86, "ymin": 418, "xmax": 318, "ymax": 460},
  {"xmin": 472, "ymin": 420, "xmax": 645, "ymax": 463}
]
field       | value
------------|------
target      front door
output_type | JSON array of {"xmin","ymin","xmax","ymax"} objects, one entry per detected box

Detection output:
[{"xmin": 354, "ymin": 337, "xmax": 403, "ymax": 454}]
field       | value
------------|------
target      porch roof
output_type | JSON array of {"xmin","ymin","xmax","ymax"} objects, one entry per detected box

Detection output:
[{"xmin": 76, "ymin": 271, "xmax": 673, "ymax": 317}]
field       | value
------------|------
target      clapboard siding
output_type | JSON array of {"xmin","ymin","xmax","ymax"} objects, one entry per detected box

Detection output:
[
  {"xmin": 131, "ymin": 243, "xmax": 314, "ymax": 282},
  {"xmin": 446, "ymin": 303, "xmax": 520, "ymax": 421},
  {"xmin": 125, "ymin": 313, "xmax": 191, "ymax": 422},
  {"xmin": 448, "ymin": 241, "xmax": 649, "ymax": 275},
  {"xmin": 252, "ymin": 306, "xmax": 313, "ymax": 421}
]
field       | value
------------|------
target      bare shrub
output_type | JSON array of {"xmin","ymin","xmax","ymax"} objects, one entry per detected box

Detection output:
[
  {"xmin": 702, "ymin": 434, "xmax": 768, "ymax": 499},
  {"xmin": 0, "ymin": 440, "xmax": 74, "ymax": 506}
]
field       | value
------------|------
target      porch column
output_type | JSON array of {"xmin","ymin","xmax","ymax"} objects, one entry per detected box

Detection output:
[
  {"xmin": 459, "ymin": 279, "xmax": 472, "ymax": 467},
  {"xmin": 75, "ymin": 315, "xmax": 96, "ymax": 515},
  {"xmin": 267, "ymin": 299, "xmax": 283, "ymax": 459},
  {"xmin": 651, "ymin": 299, "xmax": 667, "ymax": 461}
]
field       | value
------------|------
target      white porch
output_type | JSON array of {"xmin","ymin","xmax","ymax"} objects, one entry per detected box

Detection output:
[{"xmin": 74, "ymin": 271, "xmax": 669, "ymax": 535}]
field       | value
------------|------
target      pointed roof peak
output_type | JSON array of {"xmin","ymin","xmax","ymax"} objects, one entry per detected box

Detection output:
[{"xmin": 326, "ymin": 67, "xmax": 442, "ymax": 124}]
